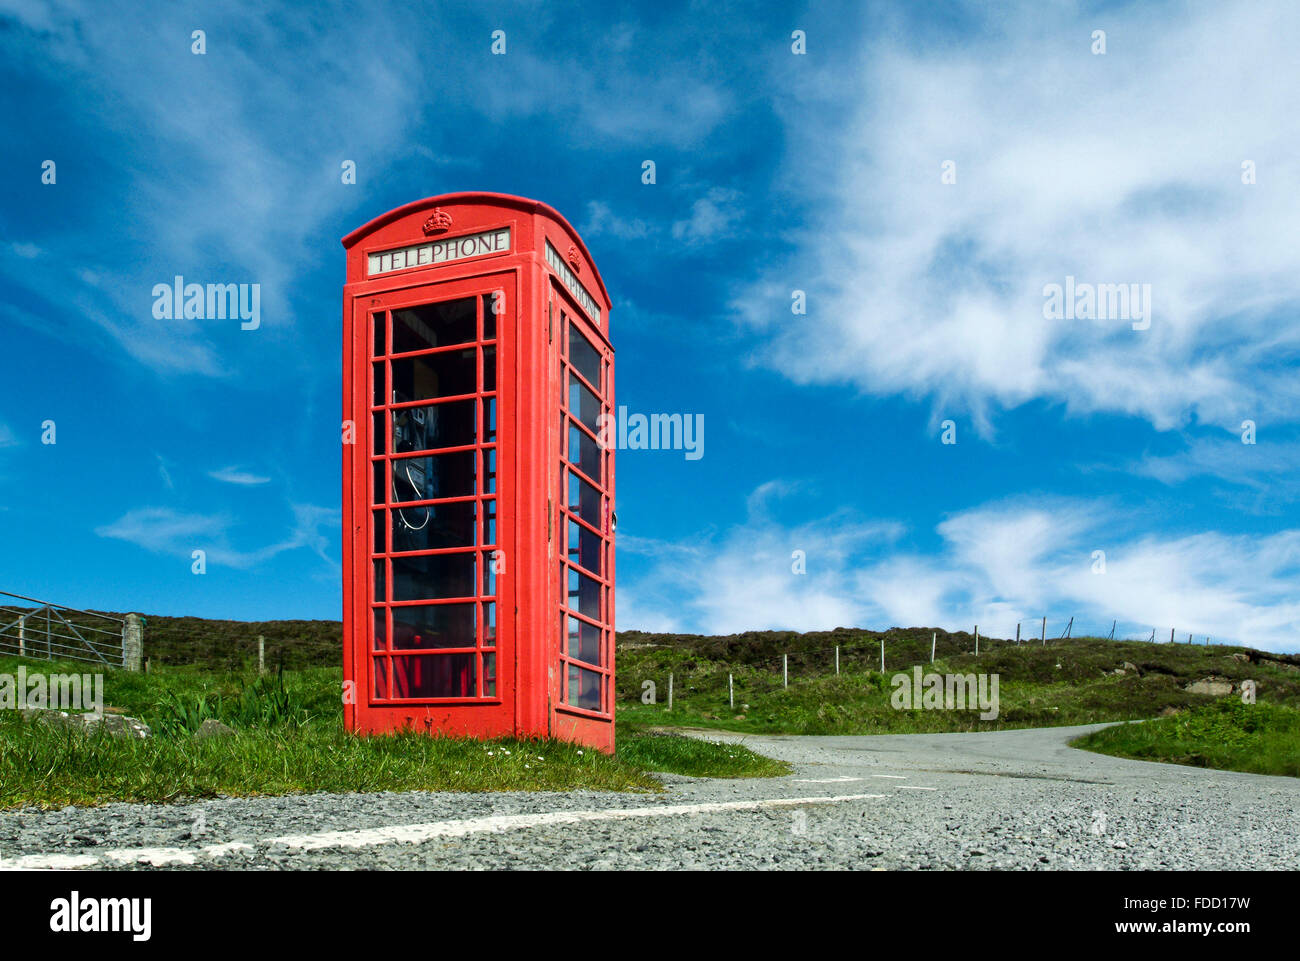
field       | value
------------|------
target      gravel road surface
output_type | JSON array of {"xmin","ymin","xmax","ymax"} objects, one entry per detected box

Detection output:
[{"xmin": 2, "ymin": 723, "xmax": 1296, "ymax": 870}]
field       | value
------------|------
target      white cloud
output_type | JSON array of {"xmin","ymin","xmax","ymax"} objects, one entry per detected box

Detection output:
[
  {"xmin": 209, "ymin": 466, "xmax": 271, "ymax": 486},
  {"xmin": 737, "ymin": 1, "xmax": 1300, "ymax": 434},
  {"xmin": 671, "ymin": 188, "xmax": 742, "ymax": 246},
  {"xmin": 621, "ymin": 485, "xmax": 1300, "ymax": 652},
  {"xmin": 96, "ymin": 503, "xmax": 337, "ymax": 570}
]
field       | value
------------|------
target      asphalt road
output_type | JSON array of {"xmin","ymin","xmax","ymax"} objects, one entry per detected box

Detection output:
[{"xmin": 2, "ymin": 722, "xmax": 1296, "ymax": 869}]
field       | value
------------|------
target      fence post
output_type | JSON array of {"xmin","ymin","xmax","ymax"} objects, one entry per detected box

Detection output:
[
  {"xmin": 1041, "ymin": 617, "xmax": 1046, "ymax": 646},
  {"xmin": 258, "ymin": 635, "xmax": 266, "ymax": 675},
  {"xmin": 835, "ymin": 646, "xmax": 840, "ymax": 675},
  {"xmin": 1170, "ymin": 628, "xmax": 1175, "ymax": 643},
  {"xmin": 974, "ymin": 625, "xmax": 979, "ymax": 656},
  {"xmin": 783, "ymin": 654, "xmax": 788, "ymax": 689},
  {"xmin": 880, "ymin": 639, "xmax": 885, "ymax": 673},
  {"xmin": 729, "ymin": 673, "xmax": 734, "ymax": 710},
  {"xmin": 1015, "ymin": 622, "xmax": 1020, "ymax": 645},
  {"xmin": 931, "ymin": 632, "xmax": 936, "ymax": 664},
  {"xmin": 668, "ymin": 673, "xmax": 673, "ymax": 711},
  {"xmin": 17, "ymin": 613, "xmax": 26, "ymax": 658},
  {"xmin": 122, "ymin": 613, "xmax": 143, "ymax": 672}
]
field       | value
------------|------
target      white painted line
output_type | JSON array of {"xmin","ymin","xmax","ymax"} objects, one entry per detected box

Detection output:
[
  {"xmin": 793, "ymin": 776, "xmax": 864, "ymax": 783},
  {"xmin": 0, "ymin": 853, "xmax": 98, "ymax": 871},
  {"xmin": 897, "ymin": 785, "xmax": 937, "ymax": 791},
  {"xmin": 0, "ymin": 793, "xmax": 887, "ymax": 870},
  {"xmin": 870, "ymin": 774, "xmax": 907, "ymax": 779}
]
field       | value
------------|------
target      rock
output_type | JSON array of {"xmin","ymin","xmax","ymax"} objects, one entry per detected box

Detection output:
[
  {"xmin": 194, "ymin": 719, "xmax": 236, "ymax": 739},
  {"xmin": 1185, "ymin": 677, "xmax": 1233, "ymax": 696},
  {"xmin": 1122, "ymin": 662, "xmax": 1138, "ymax": 673},
  {"xmin": 22, "ymin": 708, "xmax": 151, "ymax": 739},
  {"xmin": 732, "ymin": 714, "xmax": 746, "ymax": 721},
  {"xmin": 1228, "ymin": 653, "xmax": 1250, "ymax": 663}
]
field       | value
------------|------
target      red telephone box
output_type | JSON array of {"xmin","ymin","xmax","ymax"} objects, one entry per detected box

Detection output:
[{"xmin": 341, "ymin": 192, "xmax": 615, "ymax": 752}]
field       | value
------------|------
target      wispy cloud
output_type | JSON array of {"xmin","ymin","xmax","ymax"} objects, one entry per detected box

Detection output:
[
  {"xmin": 96, "ymin": 503, "xmax": 337, "ymax": 570},
  {"xmin": 736, "ymin": 0, "xmax": 1300, "ymax": 434},
  {"xmin": 209, "ymin": 466, "xmax": 271, "ymax": 486},
  {"xmin": 621, "ymin": 486, "xmax": 1300, "ymax": 651}
]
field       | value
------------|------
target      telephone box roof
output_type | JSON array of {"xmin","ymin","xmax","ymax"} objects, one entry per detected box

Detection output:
[{"xmin": 341, "ymin": 191, "xmax": 612, "ymax": 309}]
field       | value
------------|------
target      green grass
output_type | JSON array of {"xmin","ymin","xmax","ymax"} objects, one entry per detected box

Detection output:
[
  {"xmin": 1072, "ymin": 700, "xmax": 1300, "ymax": 778},
  {"xmin": 614, "ymin": 725, "xmax": 790, "ymax": 778},
  {"xmin": 0, "ymin": 655, "xmax": 786, "ymax": 809},
  {"xmin": 617, "ymin": 634, "xmax": 1300, "ymax": 736}
]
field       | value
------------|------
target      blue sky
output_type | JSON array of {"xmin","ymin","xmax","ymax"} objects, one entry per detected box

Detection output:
[{"xmin": 2, "ymin": 0, "xmax": 1299, "ymax": 651}]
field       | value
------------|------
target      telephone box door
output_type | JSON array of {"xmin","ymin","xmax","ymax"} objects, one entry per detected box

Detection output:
[{"xmin": 349, "ymin": 272, "xmax": 516, "ymax": 735}]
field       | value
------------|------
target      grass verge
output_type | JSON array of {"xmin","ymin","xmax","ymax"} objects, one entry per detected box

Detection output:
[
  {"xmin": 1072, "ymin": 700, "xmax": 1300, "ymax": 778},
  {"xmin": 0, "ymin": 657, "xmax": 788, "ymax": 808}
]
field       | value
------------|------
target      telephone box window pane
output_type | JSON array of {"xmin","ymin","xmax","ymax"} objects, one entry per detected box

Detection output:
[
  {"xmin": 482, "ymin": 551, "xmax": 498, "ymax": 596},
  {"xmin": 393, "ymin": 399, "xmax": 476, "ymax": 452},
  {"xmin": 484, "ymin": 499, "xmax": 496, "ymax": 545},
  {"xmin": 485, "ymin": 447, "xmax": 497, "ymax": 493},
  {"xmin": 567, "ymin": 665, "xmax": 601, "ymax": 712},
  {"xmin": 568, "ymin": 470, "xmax": 602, "ymax": 528},
  {"xmin": 483, "ymin": 601, "xmax": 496, "ymax": 644},
  {"xmin": 373, "ymin": 658, "xmax": 389, "ymax": 699},
  {"xmin": 567, "ymin": 567, "xmax": 601, "ymax": 619},
  {"xmin": 392, "ymin": 501, "xmax": 477, "ymax": 553},
  {"xmin": 373, "ymin": 509, "xmax": 385, "ymax": 554},
  {"xmin": 482, "ymin": 396, "xmax": 497, "ymax": 444},
  {"xmin": 569, "ymin": 326, "xmax": 601, "ymax": 388},
  {"xmin": 372, "ymin": 461, "xmax": 385, "ymax": 505},
  {"xmin": 568, "ymin": 519, "xmax": 601, "ymax": 576},
  {"xmin": 567, "ymin": 615, "xmax": 601, "ymax": 665},
  {"xmin": 391, "ymin": 450, "xmax": 476, "ymax": 501},
  {"xmin": 482, "ymin": 652, "xmax": 496, "ymax": 697},
  {"xmin": 373, "ymin": 311, "xmax": 386, "ymax": 357},
  {"xmin": 391, "ymin": 653, "xmax": 476, "ymax": 698},
  {"xmin": 372, "ymin": 412, "xmax": 385, "ymax": 455},
  {"xmin": 392, "ymin": 298, "xmax": 476, "ymax": 353},
  {"xmin": 391, "ymin": 349, "xmax": 476, "ymax": 401},
  {"xmin": 373, "ymin": 608, "xmax": 387, "ymax": 651},
  {"xmin": 391, "ymin": 603, "xmax": 475, "ymax": 649},
  {"xmin": 372, "ymin": 362, "xmax": 385, "ymax": 406},
  {"xmin": 374, "ymin": 560, "xmax": 386, "ymax": 603},
  {"xmin": 392, "ymin": 551, "xmax": 476, "ymax": 600},
  {"xmin": 482, "ymin": 293, "xmax": 497, "ymax": 340},
  {"xmin": 568, "ymin": 421, "xmax": 600, "ymax": 481},
  {"xmin": 568, "ymin": 374, "xmax": 601, "ymax": 433},
  {"xmin": 483, "ymin": 345, "xmax": 496, "ymax": 392}
]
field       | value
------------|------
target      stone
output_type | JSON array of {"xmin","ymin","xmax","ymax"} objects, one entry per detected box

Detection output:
[
  {"xmin": 193, "ymin": 718, "xmax": 237, "ymax": 739},
  {"xmin": 22, "ymin": 708, "xmax": 151, "ymax": 739},
  {"xmin": 1185, "ymin": 677, "xmax": 1233, "ymax": 697}
]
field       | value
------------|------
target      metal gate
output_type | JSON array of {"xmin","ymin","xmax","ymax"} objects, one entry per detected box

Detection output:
[{"xmin": 0, "ymin": 590, "xmax": 126, "ymax": 667}]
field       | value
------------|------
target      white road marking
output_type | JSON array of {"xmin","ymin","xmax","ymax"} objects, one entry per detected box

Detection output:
[
  {"xmin": 0, "ymin": 794, "xmax": 886, "ymax": 870},
  {"xmin": 870, "ymin": 774, "xmax": 907, "ymax": 779},
  {"xmin": 897, "ymin": 785, "xmax": 937, "ymax": 791},
  {"xmin": 793, "ymin": 776, "xmax": 864, "ymax": 783}
]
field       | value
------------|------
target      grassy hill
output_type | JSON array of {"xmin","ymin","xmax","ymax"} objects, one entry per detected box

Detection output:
[{"xmin": 615, "ymin": 626, "xmax": 1300, "ymax": 734}]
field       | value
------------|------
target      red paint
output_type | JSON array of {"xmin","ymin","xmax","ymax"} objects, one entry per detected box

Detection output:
[{"xmin": 342, "ymin": 193, "xmax": 615, "ymax": 752}]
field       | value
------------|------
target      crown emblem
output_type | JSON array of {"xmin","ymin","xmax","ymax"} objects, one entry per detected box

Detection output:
[
  {"xmin": 567, "ymin": 244, "xmax": 581, "ymax": 273},
  {"xmin": 422, "ymin": 208, "xmax": 453, "ymax": 235}
]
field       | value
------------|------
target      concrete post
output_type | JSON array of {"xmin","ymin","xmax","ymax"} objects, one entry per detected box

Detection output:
[
  {"xmin": 258, "ymin": 635, "xmax": 266, "ymax": 675},
  {"xmin": 931, "ymin": 632, "xmax": 936, "ymax": 663},
  {"xmin": 17, "ymin": 613, "xmax": 26, "ymax": 658},
  {"xmin": 783, "ymin": 654, "xmax": 788, "ymax": 688},
  {"xmin": 123, "ymin": 613, "xmax": 143, "ymax": 672}
]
